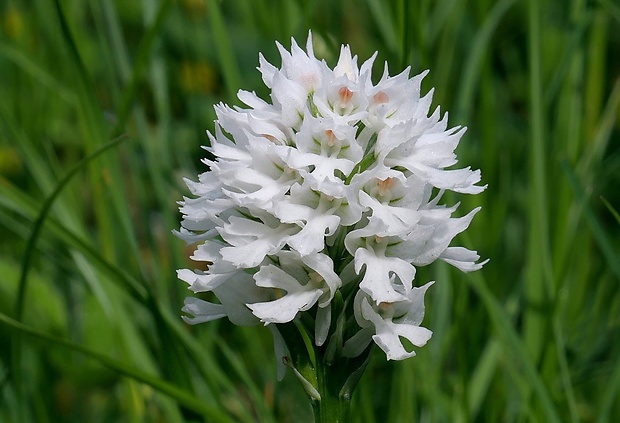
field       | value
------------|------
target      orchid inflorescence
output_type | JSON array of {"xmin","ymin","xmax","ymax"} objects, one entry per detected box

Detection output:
[{"xmin": 175, "ymin": 32, "xmax": 486, "ymax": 375}]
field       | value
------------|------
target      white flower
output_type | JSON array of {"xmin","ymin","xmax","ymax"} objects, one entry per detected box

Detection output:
[
  {"xmin": 176, "ymin": 32, "xmax": 486, "ymax": 362},
  {"xmin": 247, "ymin": 250, "xmax": 340, "ymax": 325},
  {"xmin": 343, "ymin": 282, "xmax": 434, "ymax": 360}
]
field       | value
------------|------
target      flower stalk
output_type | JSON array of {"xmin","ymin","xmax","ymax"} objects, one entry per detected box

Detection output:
[{"xmin": 280, "ymin": 317, "xmax": 372, "ymax": 422}]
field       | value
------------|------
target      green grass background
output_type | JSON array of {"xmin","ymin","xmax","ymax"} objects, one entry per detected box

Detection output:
[{"xmin": 1, "ymin": 0, "xmax": 619, "ymax": 421}]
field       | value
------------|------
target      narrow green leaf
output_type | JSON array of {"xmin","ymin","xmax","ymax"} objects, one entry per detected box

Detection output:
[
  {"xmin": 14, "ymin": 135, "xmax": 134, "ymax": 321},
  {"xmin": 0, "ymin": 42, "xmax": 74, "ymax": 104},
  {"xmin": 561, "ymin": 160, "xmax": 620, "ymax": 281},
  {"xmin": 113, "ymin": 0, "xmax": 173, "ymax": 136},
  {"xmin": 466, "ymin": 274, "xmax": 563, "ymax": 423},
  {"xmin": 364, "ymin": 0, "xmax": 398, "ymax": 55},
  {"xmin": 600, "ymin": 196, "xmax": 620, "ymax": 225},
  {"xmin": 524, "ymin": 0, "xmax": 554, "ymax": 366},
  {"xmin": 455, "ymin": 0, "xmax": 517, "ymax": 121},
  {"xmin": 596, "ymin": 343, "xmax": 620, "ymax": 423},
  {"xmin": 206, "ymin": 0, "xmax": 242, "ymax": 100}
]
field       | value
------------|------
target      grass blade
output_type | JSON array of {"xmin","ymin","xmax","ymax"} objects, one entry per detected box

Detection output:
[
  {"xmin": 600, "ymin": 196, "xmax": 620, "ymax": 225},
  {"xmin": 561, "ymin": 160, "xmax": 620, "ymax": 281},
  {"xmin": 13, "ymin": 135, "xmax": 133, "ymax": 321},
  {"xmin": 0, "ymin": 312, "xmax": 234, "ymax": 423},
  {"xmin": 9, "ymin": 135, "xmax": 129, "ymax": 421},
  {"xmin": 466, "ymin": 274, "xmax": 563, "ymax": 423},
  {"xmin": 206, "ymin": 0, "xmax": 242, "ymax": 100}
]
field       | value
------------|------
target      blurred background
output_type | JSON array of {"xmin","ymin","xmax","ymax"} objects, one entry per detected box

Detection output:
[{"xmin": 1, "ymin": 0, "xmax": 619, "ymax": 422}]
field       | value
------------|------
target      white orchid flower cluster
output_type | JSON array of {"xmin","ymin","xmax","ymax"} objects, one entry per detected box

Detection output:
[{"xmin": 176, "ymin": 33, "xmax": 486, "ymax": 363}]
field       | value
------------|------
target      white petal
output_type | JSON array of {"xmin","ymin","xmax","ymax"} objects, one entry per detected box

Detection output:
[
  {"xmin": 212, "ymin": 272, "xmax": 266, "ymax": 326},
  {"xmin": 342, "ymin": 327, "xmax": 374, "ymax": 358},
  {"xmin": 218, "ymin": 216, "xmax": 297, "ymax": 267},
  {"xmin": 249, "ymin": 290, "xmax": 322, "ymax": 324},
  {"xmin": 268, "ymin": 325, "xmax": 290, "ymax": 381},
  {"xmin": 354, "ymin": 245, "xmax": 415, "ymax": 303},
  {"xmin": 360, "ymin": 297, "xmax": 432, "ymax": 361},
  {"xmin": 300, "ymin": 253, "xmax": 341, "ymax": 304},
  {"xmin": 409, "ymin": 207, "xmax": 481, "ymax": 266},
  {"xmin": 248, "ymin": 264, "xmax": 323, "ymax": 323},
  {"xmin": 333, "ymin": 44, "xmax": 359, "ymax": 81},
  {"xmin": 258, "ymin": 53, "xmax": 277, "ymax": 88},
  {"xmin": 440, "ymin": 247, "xmax": 489, "ymax": 272},
  {"xmin": 181, "ymin": 297, "xmax": 226, "ymax": 324},
  {"xmin": 315, "ymin": 304, "xmax": 331, "ymax": 346}
]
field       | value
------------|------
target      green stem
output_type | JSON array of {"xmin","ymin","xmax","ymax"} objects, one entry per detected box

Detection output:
[
  {"xmin": 309, "ymin": 344, "xmax": 373, "ymax": 422},
  {"xmin": 311, "ymin": 358, "xmax": 352, "ymax": 423},
  {"xmin": 279, "ymin": 302, "xmax": 373, "ymax": 421},
  {"xmin": 288, "ymin": 329, "xmax": 373, "ymax": 422}
]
